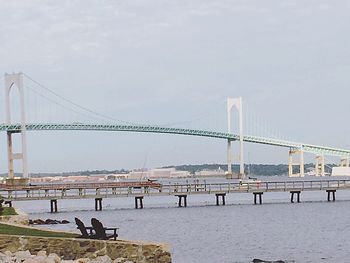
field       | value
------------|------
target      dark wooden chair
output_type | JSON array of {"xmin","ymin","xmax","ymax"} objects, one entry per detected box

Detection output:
[
  {"xmin": 75, "ymin": 217, "xmax": 94, "ymax": 239},
  {"xmin": 4, "ymin": 201, "xmax": 12, "ymax": 207},
  {"xmin": 0, "ymin": 199, "xmax": 5, "ymax": 215},
  {"xmin": 91, "ymin": 218, "xmax": 118, "ymax": 241}
]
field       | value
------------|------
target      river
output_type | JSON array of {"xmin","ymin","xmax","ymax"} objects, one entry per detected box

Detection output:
[{"xmin": 12, "ymin": 176, "xmax": 350, "ymax": 263}]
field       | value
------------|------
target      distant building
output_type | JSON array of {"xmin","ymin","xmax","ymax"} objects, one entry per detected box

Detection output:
[
  {"xmin": 128, "ymin": 170, "xmax": 149, "ymax": 180},
  {"xmin": 332, "ymin": 167, "xmax": 350, "ymax": 176},
  {"xmin": 195, "ymin": 167, "xmax": 225, "ymax": 177},
  {"xmin": 127, "ymin": 168, "xmax": 190, "ymax": 179},
  {"xmin": 28, "ymin": 167, "xmax": 190, "ymax": 183},
  {"xmin": 151, "ymin": 168, "xmax": 189, "ymax": 178},
  {"xmin": 104, "ymin": 174, "xmax": 128, "ymax": 180}
]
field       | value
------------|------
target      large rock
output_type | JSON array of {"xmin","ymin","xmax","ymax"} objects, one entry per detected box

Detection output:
[
  {"xmin": 76, "ymin": 258, "xmax": 91, "ymax": 263},
  {"xmin": 47, "ymin": 253, "xmax": 61, "ymax": 263},
  {"xmin": 4, "ymin": 250, "xmax": 13, "ymax": 257},
  {"xmin": 31, "ymin": 219, "xmax": 70, "ymax": 225},
  {"xmin": 33, "ymin": 219, "xmax": 45, "ymax": 225},
  {"xmin": 31, "ymin": 255, "xmax": 47, "ymax": 263},
  {"xmin": 112, "ymin": 258, "xmax": 126, "ymax": 263},
  {"xmin": 45, "ymin": 219, "xmax": 58, "ymax": 224},
  {"xmin": 91, "ymin": 255, "xmax": 112, "ymax": 263},
  {"xmin": 37, "ymin": 251, "xmax": 47, "ymax": 257},
  {"xmin": 23, "ymin": 259, "xmax": 39, "ymax": 263},
  {"xmin": 0, "ymin": 252, "xmax": 13, "ymax": 262},
  {"xmin": 14, "ymin": 250, "xmax": 32, "ymax": 260}
]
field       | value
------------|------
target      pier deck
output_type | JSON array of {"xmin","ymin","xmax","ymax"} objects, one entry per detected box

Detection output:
[{"xmin": 1, "ymin": 179, "xmax": 349, "ymax": 201}]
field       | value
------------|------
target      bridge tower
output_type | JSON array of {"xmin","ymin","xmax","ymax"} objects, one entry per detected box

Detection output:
[
  {"xmin": 227, "ymin": 97, "xmax": 244, "ymax": 179},
  {"xmin": 288, "ymin": 148, "xmax": 305, "ymax": 177},
  {"xmin": 315, "ymin": 155, "xmax": 325, "ymax": 176},
  {"xmin": 4, "ymin": 72, "xmax": 29, "ymax": 179}
]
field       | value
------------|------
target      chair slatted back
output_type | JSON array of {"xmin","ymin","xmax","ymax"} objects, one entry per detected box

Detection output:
[{"xmin": 75, "ymin": 217, "xmax": 89, "ymax": 238}]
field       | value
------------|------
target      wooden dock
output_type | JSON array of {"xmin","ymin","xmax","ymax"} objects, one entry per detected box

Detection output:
[{"xmin": 1, "ymin": 179, "xmax": 349, "ymax": 212}]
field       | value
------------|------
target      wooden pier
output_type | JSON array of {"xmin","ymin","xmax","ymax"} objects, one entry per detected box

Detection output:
[{"xmin": 1, "ymin": 179, "xmax": 350, "ymax": 212}]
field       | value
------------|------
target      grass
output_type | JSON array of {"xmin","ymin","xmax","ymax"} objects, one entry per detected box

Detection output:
[
  {"xmin": 0, "ymin": 223, "xmax": 79, "ymax": 238},
  {"xmin": 1, "ymin": 207, "xmax": 18, "ymax": 216}
]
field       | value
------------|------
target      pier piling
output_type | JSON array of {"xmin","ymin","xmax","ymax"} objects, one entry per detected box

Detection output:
[
  {"xmin": 326, "ymin": 190, "xmax": 336, "ymax": 202},
  {"xmin": 215, "ymin": 193, "xmax": 226, "ymax": 206},
  {"xmin": 176, "ymin": 195, "xmax": 187, "ymax": 207},
  {"xmin": 135, "ymin": 196, "xmax": 144, "ymax": 209},
  {"xmin": 50, "ymin": 199, "xmax": 57, "ymax": 213},
  {"xmin": 95, "ymin": 198, "xmax": 103, "ymax": 211},
  {"xmin": 253, "ymin": 192, "xmax": 263, "ymax": 205},
  {"xmin": 290, "ymin": 191, "xmax": 301, "ymax": 203}
]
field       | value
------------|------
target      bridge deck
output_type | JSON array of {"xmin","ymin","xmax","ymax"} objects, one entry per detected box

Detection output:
[
  {"xmin": 1, "ymin": 123, "xmax": 349, "ymax": 157},
  {"xmin": 2, "ymin": 180, "xmax": 350, "ymax": 201}
]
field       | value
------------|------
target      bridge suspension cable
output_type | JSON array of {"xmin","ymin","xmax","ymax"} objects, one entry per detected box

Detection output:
[
  {"xmin": 23, "ymin": 73, "xmax": 136, "ymax": 125},
  {"xmin": 243, "ymin": 107, "xmax": 295, "ymax": 142},
  {"xmin": 24, "ymin": 85, "xmax": 102, "ymax": 123}
]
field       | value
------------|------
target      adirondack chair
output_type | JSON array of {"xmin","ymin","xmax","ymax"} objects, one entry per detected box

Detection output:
[
  {"xmin": 91, "ymin": 218, "xmax": 118, "ymax": 241},
  {"xmin": 0, "ymin": 199, "xmax": 4, "ymax": 215},
  {"xmin": 75, "ymin": 217, "xmax": 94, "ymax": 238}
]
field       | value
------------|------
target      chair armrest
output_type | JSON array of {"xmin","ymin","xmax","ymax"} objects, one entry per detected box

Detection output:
[{"xmin": 104, "ymin": 227, "xmax": 119, "ymax": 230}]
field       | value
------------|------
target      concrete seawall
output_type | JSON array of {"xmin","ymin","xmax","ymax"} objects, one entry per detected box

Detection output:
[
  {"xmin": 0, "ymin": 208, "xmax": 172, "ymax": 262},
  {"xmin": 0, "ymin": 234, "xmax": 171, "ymax": 262}
]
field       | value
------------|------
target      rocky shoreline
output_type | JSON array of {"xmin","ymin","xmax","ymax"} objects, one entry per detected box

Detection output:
[
  {"xmin": 0, "ymin": 250, "xmax": 134, "ymax": 263},
  {"xmin": 29, "ymin": 219, "xmax": 70, "ymax": 225}
]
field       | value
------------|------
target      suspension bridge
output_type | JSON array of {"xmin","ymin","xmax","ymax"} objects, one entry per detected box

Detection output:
[
  {"xmin": 1, "ymin": 72, "xmax": 350, "ymax": 212},
  {"xmin": 1, "ymin": 72, "xmax": 350, "ymax": 181}
]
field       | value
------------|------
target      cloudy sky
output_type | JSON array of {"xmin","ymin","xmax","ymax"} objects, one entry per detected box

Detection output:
[{"xmin": 0, "ymin": 0, "xmax": 349, "ymax": 173}]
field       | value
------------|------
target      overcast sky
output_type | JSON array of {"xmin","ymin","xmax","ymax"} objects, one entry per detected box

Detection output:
[{"xmin": 0, "ymin": 0, "xmax": 349, "ymax": 173}]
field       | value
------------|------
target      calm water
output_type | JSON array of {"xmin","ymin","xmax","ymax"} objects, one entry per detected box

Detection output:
[{"xmin": 13, "ymin": 177, "xmax": 350, "ymax": 263}]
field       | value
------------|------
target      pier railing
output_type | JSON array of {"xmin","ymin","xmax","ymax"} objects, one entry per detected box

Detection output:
[{"xmin": 2, "ymin": 179, "xmax": 350, "ymax": 201}]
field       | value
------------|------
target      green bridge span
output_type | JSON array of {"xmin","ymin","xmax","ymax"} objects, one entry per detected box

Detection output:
[{"xmin": 0, "ymin": 123, "xmax": 349, "ymax": 157}]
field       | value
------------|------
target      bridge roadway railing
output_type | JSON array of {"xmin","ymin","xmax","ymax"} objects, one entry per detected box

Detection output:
[
  {"xmin": 1, "ymin": 123, "xmax": 350, "ymax": 157},
  {"xmin": 2, "ymin": 179, "xmax": 350, "ymax": 201}
]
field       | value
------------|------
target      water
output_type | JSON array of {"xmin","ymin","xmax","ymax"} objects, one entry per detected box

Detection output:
[{"xmin": 13, "ymin": 177, "xmax": 350, "ymax": 263}]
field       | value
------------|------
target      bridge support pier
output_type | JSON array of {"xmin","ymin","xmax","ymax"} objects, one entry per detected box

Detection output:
[
  {"xmin": 215, "ymin": 193, "xmax": 226, "ymax": 206},
  {"xmin": 340, "ymin": 158, "xmax": 349, "ymax": 167},
  {"xmin": 95, "ymin": 198, "xmax": 103, "ymax": 211},
  {"xmin": 290, "ymin": 191, "xmax": 301, "ymax": 203},
  {"xmin": 288, "ymin": 149, "xmax": 305, "ymax": 177},
  {"xmin": 227, "ymin": 140, "xmax": 233, "ymax": 179},
  {"xmin": 135, "ymin": 196, "xmax": 144, "ymax": 209},
  {"xmin": 326, "ymin": 190, "xmax": 336, "ymax": 201},
  {"xmin": 176, "ymin": 195, "xmax": 187, "ymax": 207},
  {"xmin": 50, "ymin": 199, "xmax": 58, "ymax": 213},
  {"xmin": 253, "ymin": 192, "xmax": 263, "ymax": 205},
  {"xmin": 315, "ymin": 155, "xmax": 325, "ymax": 176}
]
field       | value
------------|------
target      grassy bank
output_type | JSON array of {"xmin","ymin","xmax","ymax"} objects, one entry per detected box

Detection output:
[
  {"xmin": 1, "ymin": 207, "xmax": 17, "ymax": 216},
  {"xmin": 0, "ymin": 223, "xmax": 79, "ymax": 238}
]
